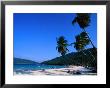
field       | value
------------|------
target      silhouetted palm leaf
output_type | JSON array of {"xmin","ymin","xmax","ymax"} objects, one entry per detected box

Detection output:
[
  {"xmin": 56, "ymin": 36, "xmax": 69, "ymax": 56},
  {"xmin": 72, "ymin": 13, "xmax": 91, "ymax": 29},
  {"xmin": 73, "ymin": 32, "xmax": 90, "ymax": 52},
  {"xmin": 72, "ymin": 13, "xmax": 96, "ymax": 48}
]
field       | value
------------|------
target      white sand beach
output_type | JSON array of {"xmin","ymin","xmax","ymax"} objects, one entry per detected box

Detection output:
[{"xmin": 14, "ymin": 66, "xmax": 97, "ymax": 76}]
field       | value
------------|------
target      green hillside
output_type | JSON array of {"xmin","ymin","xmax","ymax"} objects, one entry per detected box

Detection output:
[
  {"xmin": 14, "ymin": 58, "xmax": 39, "ymax": 64},
  {"xmin": 42, "ymin": 48, "xmax": 97, "ymax": 67}
]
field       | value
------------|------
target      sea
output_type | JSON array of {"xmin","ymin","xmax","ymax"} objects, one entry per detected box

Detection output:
[
  {"xmin": 14, "ymin": 64, "xmax": 96, "ymax": 75},
  {"xmin": 14, "ymin": 64, "xmax": 66, "ymax": 71}
]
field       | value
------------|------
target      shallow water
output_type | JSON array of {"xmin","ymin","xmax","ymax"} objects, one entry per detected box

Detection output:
[
  {"xmin": 14, "ymin": 64, "xmax": 97, "ymax": 75},
  {"xmin": 14, "ymin": 64, "xmax": 66, "ymax": 71}
]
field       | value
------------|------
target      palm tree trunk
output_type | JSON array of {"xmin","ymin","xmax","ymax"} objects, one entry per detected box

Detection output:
[
  {"xmin": 82, "ymin": 51, "xmax": 86, "ymax": 56},
  {"xmin": 83, "ymin": 29, "xmax": 96, "ymax": 49},
  {"xmin": 81, "ymin": 50, "xmax": 87, "ymax": 66},
  {"xmin": 83, "ymin": 29, "xmax": 97, "ymax": 61},
  {"xmin": 88, "ymin": 50, "xmax": 95, "ymax": 61}
]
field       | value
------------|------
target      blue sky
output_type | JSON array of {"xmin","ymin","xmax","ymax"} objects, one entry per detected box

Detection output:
[{"xmin": 14, "ymin": 13, "xmax": 97, "ymax": 62}]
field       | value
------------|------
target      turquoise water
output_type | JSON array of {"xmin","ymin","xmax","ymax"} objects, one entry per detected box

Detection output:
[
  {"xmin": 14, "ymin": 64, "xmax": 66, "ymax": 71},
  {"xmin": 14, "ymin": 64, "xmax": 96, "ymax": 75}
]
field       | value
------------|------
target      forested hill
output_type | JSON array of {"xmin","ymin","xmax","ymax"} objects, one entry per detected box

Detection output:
[
  {"xmin": 42, "ymin": 48, "xmax": 97, "ymax": 67},
  {"xmin": 14, "ymin": 58, "xmax": 39, "ymax": 64}
]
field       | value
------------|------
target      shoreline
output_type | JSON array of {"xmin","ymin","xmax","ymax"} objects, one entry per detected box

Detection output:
[{"xmin": 14, "ymin": 66, "xmax": 97, "ymax": 76}]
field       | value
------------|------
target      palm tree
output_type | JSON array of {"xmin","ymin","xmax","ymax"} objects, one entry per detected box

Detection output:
[
  {"xmin": 73, "ymin": 34, "xmax": 87, "ymax": 66},
  {"xmin": 56, "ymin": 36, "xmax": 69, "ymax": 56},
  {"xmin": 71, "ymin": 32, "xmax": 90, "ymax": 51},
  {"xmin": 76, "ymin": 32, "xmax": 90, "ymax": 47},
  {"xmin": 74, "ymin": 41, "xmax": 84, "ymax": 52},
  {"xmin": 73, "ymin": 32, "xmax": 96, "ymax": 68},
  {"xmin": 72, "ymin": 13, "xmax": 96, "ymax": 48}
]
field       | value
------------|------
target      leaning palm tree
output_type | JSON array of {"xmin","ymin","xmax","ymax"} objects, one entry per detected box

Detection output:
[
  {"xmin": 74, "ymin": 41, "xmax": 84, "ymax": 52},
  {"xmin": 73, "ymin": 32, "xmax": 90, "ymax": 52},
  {"xmin": 72, "ymin": 13, "xmax": 96, "ymax": 48},
  {"xmin": 73, "ymin": 36, "xmax": 86, "ymax": 66},
  {"xmin": 71, "ymin": 32, "xmax": 90, "ymax": 51},
  {"xmin": 80, "ymin": 32, "xmax": 90, "ymax": 46},
  {"xmin": 81, "ymin": 32, "xmax": 96, "ymax": 61},
  {"xmin": 74, "ymin": 32, "xmax": 96, "ymax": 67},
  {"xmin": 56, "ymin": 36, "xmax": 69, "ymax": 56}
]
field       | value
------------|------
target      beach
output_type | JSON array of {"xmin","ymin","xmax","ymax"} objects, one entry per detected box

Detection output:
[{"xmin": 14, "ymin": 66, "xmax": 97, "ymax": 76}]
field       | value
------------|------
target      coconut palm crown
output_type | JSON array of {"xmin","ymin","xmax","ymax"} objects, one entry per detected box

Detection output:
[
  {"xmin": 56, "ymin": 36, "xmax": 69, "ymax": 56},
  {"xmin": 73, "ymin": 32, "xmax": 90, "ymax": 52},
  {"xmin": 72, "ymin": 13, "xmax": 91, "ymax": 29}
]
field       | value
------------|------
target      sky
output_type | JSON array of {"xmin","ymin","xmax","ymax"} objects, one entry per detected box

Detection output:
[{"xmin": 14, "ymin": 13, "xmax": 97, "ymax": 62}]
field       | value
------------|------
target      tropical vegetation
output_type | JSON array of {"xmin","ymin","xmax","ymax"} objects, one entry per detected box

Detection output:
[
  {"xmin": 54, "ymin": 13, "xmax": 97, "ymax": 69},
  {"xmin": 56, "ymin": 36, "xmax": 69, "ymax": 56}
]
